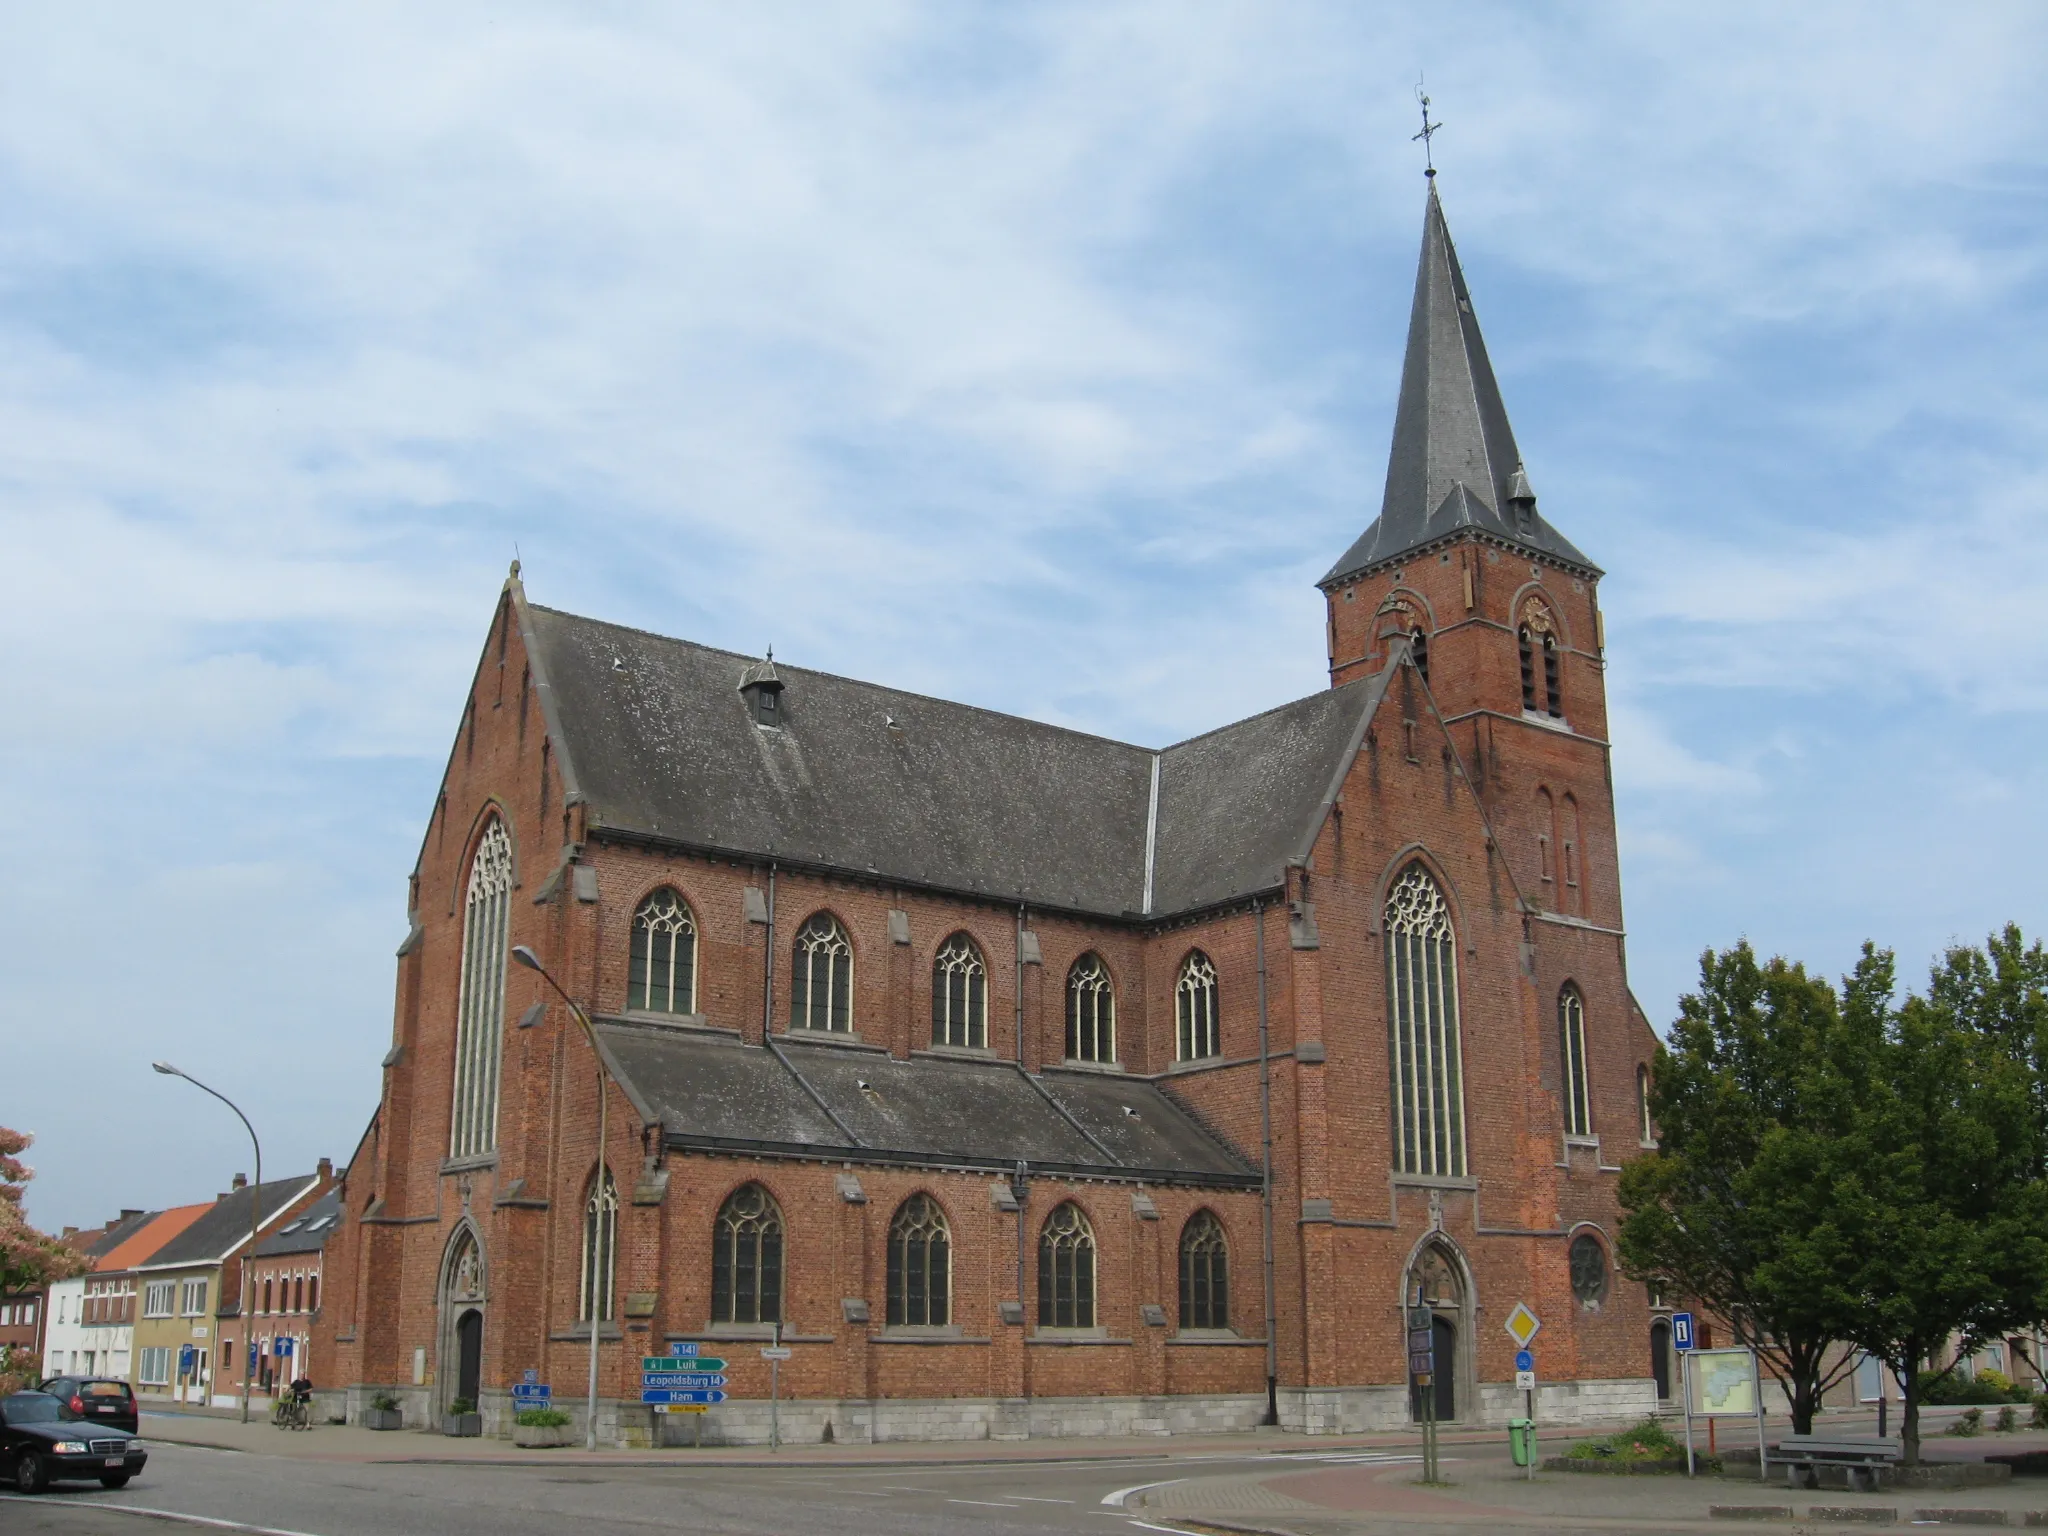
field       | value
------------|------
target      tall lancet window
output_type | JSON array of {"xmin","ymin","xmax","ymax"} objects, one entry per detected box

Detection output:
[
  {"xmin": 628, "ymin": 888, "xmax": 697, "ymax": 1015},
  {"xmin": 1385, "ymin": 863, "xmax": 1467, "ymax": 1177},
  {"xmin": 1176, "ymin": 950, "xmax": 1220, "ymax": 1061},
  {"xmin": 580, "ymin": 1167, "xmax": 617, "ymax": 1323},
  {"xmin": 1559, "ymin": 986, "xmax": 1592, "ymax": 1137},
  {"xmin": 450, "ymin": 817, "xmax": 513, "ymax": 1159},
  {"xmin": 932, "ymin": 934, "xmax": 986, "ymax": 1049}
]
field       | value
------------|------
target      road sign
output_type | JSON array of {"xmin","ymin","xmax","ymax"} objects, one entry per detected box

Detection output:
[
  {"xmin": 1503, "ymin": 1302, "xmax": 1542, "ymax": 1349},
  {"xmin": 522, "ymin": 1368, "xmax": 539, "ymax": 1384},
  {"xmin": 656, "ymin": 1404, "xmax": 710, "ymax": 1414},
  {"xmin": 761, "ymin": 1346, "xmax": 793, "ymax": 1361},
  {"xmin": 1514, "ymin": 1369, "xmax": 1536, "ymax": 1391},
  {"xmin": 640, "ymin": 1373, "xmax": 727, "ymax": 1390},
  {"xmin": 1671, "ymin": 1311, "xmax": 1695, "ymax": 1352},
  {"xmin": 643, "ymin": 1388, "xmax": 727, "ymax": 1406},
  {"xmin": 644, "ymin": 1356, "xmax": 727, "ymax": 1373},
  {"xmin": 511, "ymin": 1383, "xmax": 552, "ymax": 1401},
  {"xmin": 1514, "ymin": 1349, "xmax": 1534, "ymax": 1372},
  {"xmin": 1408, "ymin": 1352, "xmax": 1433, "ymax": 1376},
  {"xmin": 669, "ymin": 1342, "xmax": 700, "ymax": 1358},
  {"xmin": 1685, "ymin": 1347, "xmax": 1757, "ymax": 1417},
  {"xmin": 1406, "ymin": 1306, "xmax": 1433, "ymax": 1330},
  {"xmin": 1407, "ymin": 1328, "xmax": 1434, "ymax": 1351}
]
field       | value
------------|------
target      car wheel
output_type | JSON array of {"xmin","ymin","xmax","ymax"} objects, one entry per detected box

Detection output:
[
  {"xmin": 13, "ymin": 1451, "xmax": 48, "ymax": 1495},
  {"xmin": 99, "ymin": 1473, "xmax": 132, "ymax": 1489}
]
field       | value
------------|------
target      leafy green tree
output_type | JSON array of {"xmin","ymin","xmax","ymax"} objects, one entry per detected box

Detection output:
[
  {"xmin": 1833, "ymin": 939, "xmax": 2048, "ymax": 1464},
  {"xmin": 1617, "ymin": 943, "xmax": 1863, "ymax": 1433}
]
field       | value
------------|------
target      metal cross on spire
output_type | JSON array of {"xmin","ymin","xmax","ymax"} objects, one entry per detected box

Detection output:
[{"xmin": 1413, "ymin": 82, "xmax": 1442, "ymax": 180}]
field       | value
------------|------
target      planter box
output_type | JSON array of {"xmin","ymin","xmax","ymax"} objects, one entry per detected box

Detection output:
[
  {"xmin": 443, "ymin": 1412, "xmax": 483, "ymax": 1438},
  {"xmin": 364, "ymin": 1408, "xmax": 403, "ymax": 1431},
  {"xmin": 513, "ymin": 1422, "xmax": 571, "ymax": 1448}
]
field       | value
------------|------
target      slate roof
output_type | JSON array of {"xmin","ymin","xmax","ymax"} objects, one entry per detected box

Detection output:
[
  {"xmin": 1321, "ymin": 186, "xmax": 1597, "ymax": 587},
  {"xmin": 596, "ymin": 1022, "xmax": 1259, "ymax": 1188},
  {"xmin": 254, "ymin": 1190, "xmax": 342, "ymax": 1258},
  {"xmin": 135, "ymin": 1177, "xmax": 320, "ymax": 1271},
  {"xmin": 67, "ymin": 1210, "xmax": 155, "ymax": 1264},
  {"xmin": 525, "ymin": 608, "xmax": 1384, "ymax": 922}
]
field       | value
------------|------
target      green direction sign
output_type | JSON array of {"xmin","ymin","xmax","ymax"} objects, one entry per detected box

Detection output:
[{"xmin": 644, "ymin": 1356, "xmax": 728, "ymax": 1373}]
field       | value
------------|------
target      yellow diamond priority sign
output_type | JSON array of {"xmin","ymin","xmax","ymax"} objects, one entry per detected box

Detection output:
[{"xmin": 1504, "ymin": 1302, "xmax": 1542, "ymax": 1349}]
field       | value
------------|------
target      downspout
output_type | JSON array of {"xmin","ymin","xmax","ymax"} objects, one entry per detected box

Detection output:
[
  {"xmin": 1256, "ymin": 895, "xmax": 1278, "ymax": 1426},
  {"xmin": 758, "ymin": 859, "xmax": 861, "ymax": 1147},
  {"xmin": 1015, "ymin": 904, "xmax": 1026, "ymax": 1067}
]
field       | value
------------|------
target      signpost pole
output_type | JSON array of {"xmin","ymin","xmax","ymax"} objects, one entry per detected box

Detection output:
[
  {"xmin": 769, "ymin": 1321, "xmax": 781, "ymax": 1453},
  {"xmin": 1753, "ymin": 1349, "xmax": 1767, "ymax": 1484},
  {"xmin": 1526, "ymin": 1379, "xmax": 1535, "ymax": 1482},
  {"xmin": 1681, "ymin": 1350, "xmax": 1695, "ymax": 1478}
]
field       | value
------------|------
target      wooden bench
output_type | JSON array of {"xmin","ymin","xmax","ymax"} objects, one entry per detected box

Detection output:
[{"xmin": 1765, "ymin": 1435, "xmax": 1902, "ymax": 1491}]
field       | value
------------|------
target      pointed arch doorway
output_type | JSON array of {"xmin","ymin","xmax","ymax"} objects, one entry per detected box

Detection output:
[
  {"xmin": 438, "ymin": 1225, "xmax": 487, "ymax": 1415},
  {"xmin": 1404, "ymin": 1238, "xmax": 1472, "ymax": 1424}
]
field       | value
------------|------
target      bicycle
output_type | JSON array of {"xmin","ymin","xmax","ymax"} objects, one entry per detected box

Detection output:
[{"xmin": 271, "ymin": 1394, "xmax": 311, "ymax": 1431}]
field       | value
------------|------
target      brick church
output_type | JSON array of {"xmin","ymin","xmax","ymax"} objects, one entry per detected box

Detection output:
[{"xmin": 323, "ymin": 184, "xmax": 1665, "ymax": 1443}]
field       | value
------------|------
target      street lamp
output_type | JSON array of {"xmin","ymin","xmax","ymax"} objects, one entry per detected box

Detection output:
[
  {"xmin": 151, "ymin": 1062, "xmax": 261, "ymax": 1424},
  {"xmin": 510, "ymin": 945, "xmax": 609, "ymax": 1453}
]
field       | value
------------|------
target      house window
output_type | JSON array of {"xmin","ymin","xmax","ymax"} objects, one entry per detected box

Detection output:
[
  {"xmin": 1178, "ymin": 1211, "xmax": 1229, "ymax": 1330},
  {"xmin": 629, "ymin": 888, "xmax": 698, "ymax": 1015},
  {"xmin": 262, "ymin": 1279, "xmax": 273, "ymax": 1315},
  {"xmin": 293, "ymin": 1276, "xmax": 304, "ymax": 1313},
  {"xmin": 931, "ymin": 934, "xmax": 987, "ymax": 1049},
  {"xmin": 581, "ymin": 1167, "xmax": 618, "ymax": 1323},
  {"xmin": 450, "ymin": 817, "xmax": 514, "ymax": 1159},
  {"xmin": 1385, "ymin": 863, "xmax": 1467, "ymax": 1178},
  {"xmin": 144, "ymin": 1282, "xmax": 175, "ymax": 1318},
  {"xmin": 307, "ymin": 1275, "xmax": 318, "ymax": 1312},
  {"xmin": 1560, "ymin": 986, "xmax": 1592, "ymax": 1137},
  {"xmin": 139, "ymin": 1346, "xmax": 171, "ymax": 1386},
  {"xmin": 711, "ymin": 1184, "xmax": 783, "ymax": 1325},
  {"xmin": 1176, "ymin": 950, "xmax": 1220, "ymax": 1060},
  {"xmin": 180, "ymin": 1278, "xmax": 209, "ymax": 1316},
  {"xmin": 1037, "ymin": 1203, "xmax": 1096, "ymax": 1329},
  {"xmin": 1065, "ymin": 954, "xmax": 1116, "ymax": 1063},
  {"xmin": 790, "ymin": 914, "xmax": 853, "ymax": 1033},
  {"xmin": 886, "ymin": 1195, "xmax": 951, "ymax": 1327}
]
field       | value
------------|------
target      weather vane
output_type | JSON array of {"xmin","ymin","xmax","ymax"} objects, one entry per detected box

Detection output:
[{"xmin": 1413, "ymin": 81, "xmax": 1441, "ymax": 180}]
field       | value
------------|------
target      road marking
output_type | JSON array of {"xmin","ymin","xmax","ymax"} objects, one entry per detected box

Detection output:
[
  {"xmin": 1010, "ymin": 1495, "xmax": 1075, "ymax": 1502},
  {"xmin": 0, "ymin": 1500, "xmax": 325, "ymax": 1536},
  {"xmin": 1124, "ymin": 1522, "xmax": 1208, "ymax": 1536},
  {"xmin": 946, "ymin": 1498, "xmax": 1018, "ymax": 1507},
  {"xmin": 1099, "ymin": 1478, "xmax": 1182, "ymax": 1507}
]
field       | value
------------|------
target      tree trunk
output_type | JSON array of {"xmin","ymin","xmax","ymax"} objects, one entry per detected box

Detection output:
[
  {"xmin": 1900, "ymin": 1358, "xmax": 1921, "ymax": 1467},
  {"xmin": 1790, "ymin": 1376, "xmax": 1817, "ymax": 1435}
]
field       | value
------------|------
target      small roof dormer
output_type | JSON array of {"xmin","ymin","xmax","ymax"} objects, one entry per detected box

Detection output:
[{"xmin": 739, "ymin": 649, "xmax": 784, "ymax": 728}]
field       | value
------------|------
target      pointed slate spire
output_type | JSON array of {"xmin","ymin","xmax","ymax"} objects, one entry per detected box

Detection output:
[{"xmin": 1322, "ymin": 187, "xmax": 1597, "ymax": 585}]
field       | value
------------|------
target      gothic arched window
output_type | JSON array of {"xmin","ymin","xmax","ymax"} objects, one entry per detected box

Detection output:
[
  {"xmin": 580, "ymin": 1166, "xmax": 618, "ymax": 1322},
  {"xmin": 1519, "ymin": 626, "xmax": 1537, "ymax": 712},
  {"xmin": 450, "ymin": 817, "xmax": 513, "ymax": 1159},
  {"xmin": 1559, "ymin": 986, "xmax": 1592, "ymax": 1138},
  {"xmin": 1176, "ymin": 950, "xmax": 1220, "ymax": 1061},
  {"xmin": 1038, "ymin": 1203, "xmax": 1096, "ymax": 1328},
  {"xmin": 1385, "ymin": 863, "xmax": 1467, "ymax": 1177},
  {"xmin": 712, "ymin": 1184, "xmax": 783, "ymax": 1325},
  {"xmin": 1519, "ymin": 598, "xmax": 1562, "ymax": 718},
  {"xmin": 1410, "ymin": 627, "xmax": 1430, "ymax": 685},
  {"xmin": 1637, "ymin": 1063, "xmax": 1654, "ymax": 1145},
  {"xmin": 932, "ymin": 934, "xmax": 987, "ymax": 1050},
  {"xmin": 1065, "ymin": 954, "xmax": 1116, "ymax": 1063},
  {"xmin": 886, "ymin": 1195, "xmax": 951, "ymax": 1327},
  {"xmin": 790, "ymin": 914, "xmax": 853, "ymax": 1033},
  {"xmin": 1178, "ymin": 1211, "xmax": 1229, "ymax": 1330},
  {"xmin": 1543, "ymin": 634, "xmax": 1562, "ymax": 718},
  {"xmin": 629, "ymin": 888, "xmax": 697, "ymax": 1015}
]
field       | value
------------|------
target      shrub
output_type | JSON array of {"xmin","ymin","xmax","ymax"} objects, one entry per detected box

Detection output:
[
  {"xmin": 1994, "ymin": 1406, "xmax": 2018, "ymax": 1433},
  {"xmin": 1565, "ymin": 1418, "xmax": 1683, "ymax": 1461},
  {"xmin": 1974, "ymin": 1368, "xmax": 2018, "ymax": 1398},
  {"xmin": 2033, "ymin": 1394, "xmax": 2048, "ymax": 1430},
  {"xmin": 516, "ymin": 1407, "xmax": 572, "ymax": 1428},
  {"xmin": 1945, "ymin": 1407, "xmax": 1983, "ymax": 1437},
  {"xmin": 1919, "ymin": 1370, "xmax": 2015, "ymax": 1406},
  {"xmin": 447, "ymin": 1398, "xmax": 476, "ymax": 1417},
  {"xmin": 370, "ymin": 1392, "xmax": 401, "ymax": 1412}
]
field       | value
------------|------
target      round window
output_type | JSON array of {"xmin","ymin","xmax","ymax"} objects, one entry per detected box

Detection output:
[{"xmin": 1569, "ymin": 1233, "xmax": 1608, "ymax": 1307}]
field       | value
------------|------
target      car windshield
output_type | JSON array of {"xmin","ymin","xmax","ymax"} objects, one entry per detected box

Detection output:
[{"xmin": 3, "ymin": 1394, "xmax": 61, "ymax": 1425}]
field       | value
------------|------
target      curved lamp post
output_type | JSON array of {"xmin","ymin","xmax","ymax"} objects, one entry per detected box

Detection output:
[
  {"xmin": 151, "ymin": 1062, "xmax": 261, "ymax": 1424},
  {"xmin": 510, "ymin": 945, "xmax": 608, "ymax": 1452}
]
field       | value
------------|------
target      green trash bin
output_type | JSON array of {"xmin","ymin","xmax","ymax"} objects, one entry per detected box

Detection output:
[{"xmin": 1508, "ymin": 1417, "xmax": 1534, "ymax": 1467}]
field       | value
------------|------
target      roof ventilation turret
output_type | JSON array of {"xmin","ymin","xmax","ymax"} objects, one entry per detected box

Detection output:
[
  {"xmin": 1505, "ymin": 462, "xmax": 1537, "ymax": 539},
  {"xmin": 739, "ymin": 648, "xmax": 784, "ymax": 728}
]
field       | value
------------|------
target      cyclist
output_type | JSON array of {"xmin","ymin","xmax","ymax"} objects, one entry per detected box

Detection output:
[{"xmin": 279, "ymin": 1374, "xmax": 314, "ymax": 1430}]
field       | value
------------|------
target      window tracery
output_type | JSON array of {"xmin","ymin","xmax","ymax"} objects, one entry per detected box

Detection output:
[
  {"xmin": 450, "ymin": 818, "xmax": 512, "ymax": 1159},
  {"xmin": 932, "ymin": 934, "xmax": 987, "ymax": 1049},
  {"xmin": 1038, "ymin": 1203, "xmax": 1096, "ymax": 1328},
  {"xmin": 886, "ymin": 1195, "xmax": 951, "ymax": 1327},
  {"xmin": 1178, "ymin": 1211, "xmax": 1229, "ymax": 1330},
  {"xmin": 1065, "ymin": 954, "xmax": 1116, "ymax": 1063},
  {"xmin": 712, "ymin": 1184, "xmax": 783, "ymax": 1324},
  {"xmin": 791, "ymin": 914, "xmax": 853, "ymax": 1032},
  {"xmin": 1385, "ymin": 864, "xmax": 1467, "ymax": 1177},
  {"xmin": 1176, "ymin": 950, "xmax": 1220, "ymax": 1061},
  {"xmin": 629, "ymin": 889, "xmax": 698, "ymax": 1015}
]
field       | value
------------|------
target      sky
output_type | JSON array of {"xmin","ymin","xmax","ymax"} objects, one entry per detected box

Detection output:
[{"xmin": 5, "ymin": 3, "xmax": 2046, "ymax": 1230}]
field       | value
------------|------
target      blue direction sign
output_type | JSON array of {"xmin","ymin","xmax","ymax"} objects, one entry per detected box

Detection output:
[
  {"xmin": 640, "ymin": 1372, "xmax": 726, "ymax": 1391},
  {"xmin": 669, "ymin": 1342, "xmax": 700, "ymax": 1357},
  {"xmin": 642, "ymin": 1389, "xmax": 727, "ymax": 1406},
  {"xmin": 511, "ymin": 1383, "xmax": 552, "ymax": 1401},
  {"xmin": 1671, "ymin": 1312, "xmax": 1695, "ymax": 1352},
  {"xmin": 1514, "ymin": 1349, "xmax": 1534, "ymax": 1373}
]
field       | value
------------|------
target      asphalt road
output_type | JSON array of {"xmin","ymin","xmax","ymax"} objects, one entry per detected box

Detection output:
[{"xmin": 0, "ymin": 1438, "xmax": 1439, "ymax": 1536}]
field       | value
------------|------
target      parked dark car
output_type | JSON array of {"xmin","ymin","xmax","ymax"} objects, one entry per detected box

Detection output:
[
  {"xmin": 37, "ymin": 1376, "xmax": 139, "ymax": 1435},
  {"xmin": 3, "ymin": 1391, "xmax": 147, "ymax": 1493}
]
